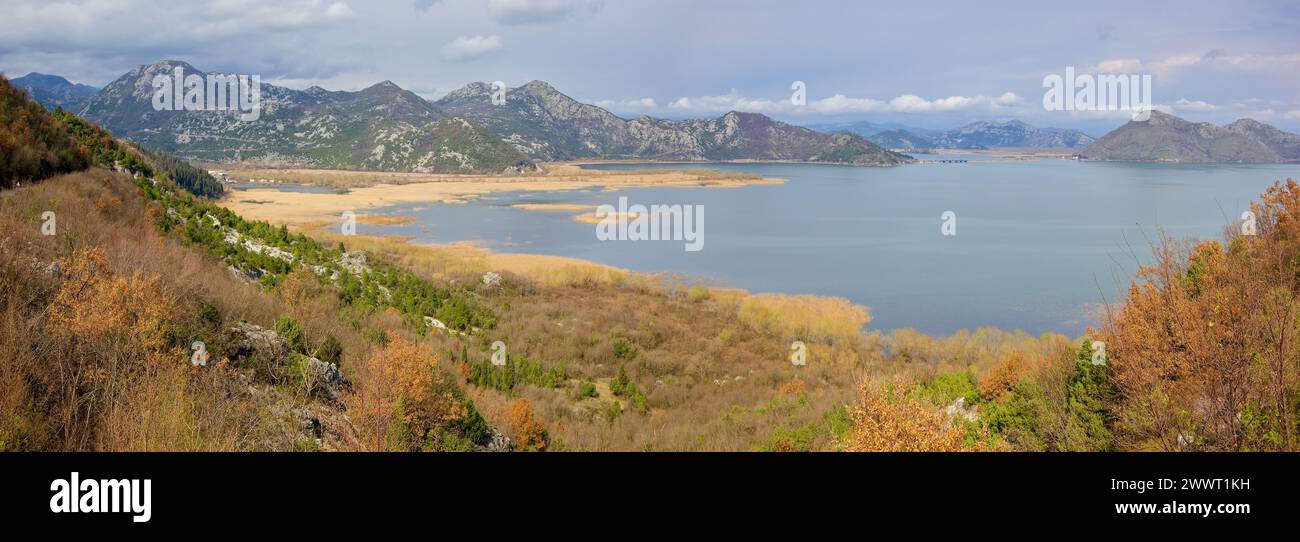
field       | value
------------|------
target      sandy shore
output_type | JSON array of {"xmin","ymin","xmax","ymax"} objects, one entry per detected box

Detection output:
[{"xmin": 222, "ymin": 162, "xmax": 782, "ymax": 226}]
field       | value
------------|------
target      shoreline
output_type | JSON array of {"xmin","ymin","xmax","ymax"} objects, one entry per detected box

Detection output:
[
  {"xmin": 220, "ymin": 161, "xmax": 783, "ymax": 228},
  {"xmin": 214, "ymin": 162, "xmax": 781, "ymax": 291}
]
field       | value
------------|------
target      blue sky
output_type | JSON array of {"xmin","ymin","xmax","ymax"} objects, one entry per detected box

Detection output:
[{"xmin": 1, "ymin": 0, "xmax": 1298, "ymax": 135}]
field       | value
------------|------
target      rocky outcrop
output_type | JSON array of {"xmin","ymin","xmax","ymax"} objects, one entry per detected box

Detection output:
[
  {"xmin": 474, "ymin": 428, "xmax": 514, "ymax": 452},
  {"xmin": 223, "ymin": 321, "xmax": 350, "ymax": 402},
  {"xmin": 224, "ymin": 321, "xmax": 290, "ymax": 363},
  {"xmin": 300, "ymin": 354, "xmax": 350, "ymax": 406},
  {"xmin": 944, "ymin": 396, "xmax": 979, "ymax": 422},
  {"xmin": 223, "ymin": 321, "xmax": 358, "ymax": 450}
]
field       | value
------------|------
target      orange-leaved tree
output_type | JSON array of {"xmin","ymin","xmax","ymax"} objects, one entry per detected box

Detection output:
[
  {"xmin": 840, "ymin": 380, "xmax": 971, "ymax": 452},
  {"xmin": 1100, "ymin": 179, "xmax": 1300, "ymax": 450}
]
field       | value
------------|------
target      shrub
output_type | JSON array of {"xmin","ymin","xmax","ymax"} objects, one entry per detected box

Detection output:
[
  {"xmin": 346, "ymin": 338, "xmax": 471, "ymax": 451},
  {"xmin": 911, "ymin": 371, "xmax": 979, "ymax": 407},
  {"xmin": 274, "ymin": 315, "xmax": 305, "ymax": 353},
  {"xmin": 507, "ymin": 398, "xmax": 548, "ymax": 451},
  {"xmin": 1057, "ymin": 339, "xmax": 1114, "ymax": 451},
  {"xmin": 317, "ymin": 335, "xmax": 344, "ymax": 366},
  {"xmin": 575, "ymin": 380, "xmax": 598, "ymax": 399},
  {"xmin": 841, "ymin": 380, "xmax": 973, "ymax": 452},
  {"xmin": 979, "ymin": 354, "xmax": 1026, "ymax": 402},
  {"xmin": 611, "ymin": 336, "xmax": 637, "ymax": 360}
]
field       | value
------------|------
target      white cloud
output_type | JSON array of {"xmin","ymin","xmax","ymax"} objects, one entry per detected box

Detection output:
[
  {"xmin": 196, "ymin": 0, "xmax": 355, "ymax": 33},
  {"xmin": 668, "ymin": 91, "xmax": 786, "ymax": 113},
  {"xmin": 0, "ymin": 0, "xmax": 355, "ymax": 43},
  {"xmin": 1173, "ymin": 98, "xmax": 1217, "ymax": 112},
  {"xmin": 1089, "ymin": 52, "xmax": 1300, "ymax": 80},
  {"xmin": 1285, "ymin": 110, "xmax": 1300, "ymax": 121},
  {"xmin": 1209, "ymin": 52, "xmax": 1300, "ymax": 74},
  {"xmin": 1088, "ymin": 56, "xmax": 1193, "ymax": 78},
  {"xmin": 441, "ymin": 35, "xmax": 504, "ymax": 62},
  {"xmin": 325, "ymin": 1, "xmax": 353, "ymax": 18},
  {"xmin": 488, "ymin": 0, "xmax": 604, "ymax": 25},
  {"xmin": 592, "ymin": 97, "xmax": 658, "ymax": 111},
  {"xmin": 1093, "ymin": 58, "xmax": 1143, "ymax": 73}
]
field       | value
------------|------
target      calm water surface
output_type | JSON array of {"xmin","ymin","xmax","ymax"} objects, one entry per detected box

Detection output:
[{"xmin": 337, "ymin": 158, "xmax": 1300, "ymax": 336}]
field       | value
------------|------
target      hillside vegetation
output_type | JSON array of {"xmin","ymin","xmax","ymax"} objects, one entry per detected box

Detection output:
[
  {"xmin": 3, "ymin": 74, "xmax": 1299, "ymax": 451},
  {"xmin": 0, "ymin": 75, "xmax": 89, "ymax": 185}
]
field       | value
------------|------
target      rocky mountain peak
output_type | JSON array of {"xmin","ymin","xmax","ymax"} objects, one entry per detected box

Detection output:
[
  {"xmin": 360, "ymin": 80, "xmax": 403, "ymax": 94},
  {"xmin": 1080, "ymin": 110, "xmax": 1300, "ymax": 163}
]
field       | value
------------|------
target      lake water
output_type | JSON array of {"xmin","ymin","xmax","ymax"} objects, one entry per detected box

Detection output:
[{"xmin": 346, "ymin": 158, "xmax": 1300, "ymax": 336}]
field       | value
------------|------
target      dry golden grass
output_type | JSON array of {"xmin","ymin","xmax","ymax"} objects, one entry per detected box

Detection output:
[
  {"xmin": 220, "ymin": 163, "xmax": 783, "ymax": 228},
  {"xmin": 572, "ymin": 211, "xmax": 643, "ymax": 224},
  {"xmin": 738, "ymin": 293, "xmax": 871, "ymax": 346},
  {"xmin": 356, "ymin": 214, "xmax": 417, "ymax": 225},
  {"xmin": 0, "ymin": 169, "xmax": 396, "ymax": 451}
]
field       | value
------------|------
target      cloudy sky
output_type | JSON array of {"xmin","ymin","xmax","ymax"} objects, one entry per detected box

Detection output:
[{"xmin": 2, "ymin": 0, "xmax": 1298, "ymax": 134}]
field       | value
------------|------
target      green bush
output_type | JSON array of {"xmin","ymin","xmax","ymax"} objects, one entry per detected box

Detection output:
[
  {"xmin": 610, "ymin": 365, "xmax": 648, "ymax": 413},
  {"xmin": 601, "ymin": 400, "xmax": 623, "ymax": 422},
  {"xmin": 466, "ymin": 354, "xmax": 567, "ymax": 393},
  {"xmin": 1058, "ymin": 339, "xmax": 1115, "ymax": 451},
  {"xmin": 575, "ymin": 380, "xmax": 599, "ymax": 399},
  {"xmin": 611, "ymin": 337, "xmax": 637, "ymax": 360},
  {"xmin": 274, "ymin": 315, "xmax": 305, "ymax": 353},
  {"xmin": 911, "ymin": 370, "xmax": 980, "ymax": 406},
  {"xmin": 317, "ymin": 335, "xmax": 343, "ymax": 366}
]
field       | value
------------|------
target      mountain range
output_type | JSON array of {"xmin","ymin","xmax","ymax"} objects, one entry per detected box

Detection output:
[
  {"xmin": 1076, "ymin": 111, "xmax": 1300, "ymax": 163},
  {"xmin": 434, "ymin": 80, "xmax": 910, "ymax": 164},
  {"xmin": 808, "ymin": 119, "xmax": 1096, "ymax": 150},
  {"xmin": 74, "ymin": 61, "xmax": 534, "ymax": 173},
  {"xmin": 805, "ymin": 121, "xmax": 940, "ymax": 139},
  {"xmin": 38, "ymin": 60, "xmax": 909, "ymax": 172},
  {"xmin": 13, "ymin": 60, "xmax": 1300, "ymax": 169},
  {"xmin": 10, "ymin": 72, "xmax": 98, "ymax": 112}
]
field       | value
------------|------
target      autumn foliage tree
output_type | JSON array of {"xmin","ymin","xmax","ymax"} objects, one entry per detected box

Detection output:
[
  {"xmin": 506, "ymin": 398, "xmax": 548, "ymax": 451},
  {"xmin": 840, "ymin": 380, "xmax": 970, "ymax": 452},
  {"xmin": 347, "ymin": 338, "xmax": 472, "ymax": 451},
  {"xmin": 1100, "ymin": 179, "xmax": 1300, "ymax": 450},
  {"xmin": 979, "ymin": 353, "xmax": 1026, "ymax": 402}
]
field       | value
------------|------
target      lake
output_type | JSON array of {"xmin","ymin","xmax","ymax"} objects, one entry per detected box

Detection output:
[{"xmin": 345, "ymin": 158, "xmax": 1300, "ymax": 336}]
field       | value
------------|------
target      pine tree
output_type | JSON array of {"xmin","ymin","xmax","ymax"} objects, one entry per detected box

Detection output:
[{"xmin": 1060, "ymin": 339, "xmax": 1115, "ymax": 451}]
